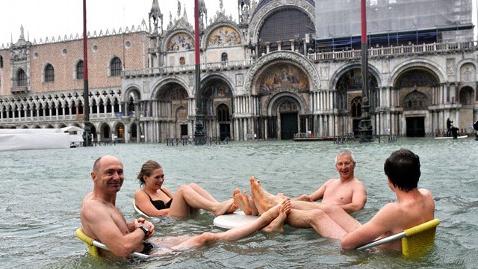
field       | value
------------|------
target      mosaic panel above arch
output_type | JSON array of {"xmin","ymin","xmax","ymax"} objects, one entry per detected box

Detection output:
[
  {"xmin": 256, "ymin": 63, "xmax": 309, "ymax": 96},
  {"xmin": 395, "ymin": 70, "xmax": 439, "ymax": 88},
  {"xmin": 403, "ymin": 90, "xmax": 428, "ymax": 111},
  {"xmin": 167, "ymin": 32, "xmax": 194, "ymax": 51},
  {"xmin": 207, "ymin": 26, "xmax": 241, "ymax": 47}
]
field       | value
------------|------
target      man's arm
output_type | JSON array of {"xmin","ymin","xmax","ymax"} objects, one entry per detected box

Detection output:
[
  {"xmin": 308, "ymin": 180, "xmax": 329, "ymax": 201},
  {"xmin": 340, "ymin": 203, "xmax": 397, "ymax": 250},
  {"xmin": 82, "ymin": 202, "xmax": 148, "ymax": 257},
  {"xmin": 295, "ymin": 180, "xmax": 329, "ymax": 202},
  {"xmin": 339, "ymin": 182, "xmax": 367, "ymax": 213}
]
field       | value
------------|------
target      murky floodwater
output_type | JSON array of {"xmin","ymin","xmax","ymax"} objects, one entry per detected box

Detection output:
[{"xmin": 0, "ymin": 138, "xmax": 477, "ymax": 268}]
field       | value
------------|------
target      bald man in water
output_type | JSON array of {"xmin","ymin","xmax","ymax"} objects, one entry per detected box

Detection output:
[{"xmin": 80, "ymin": 155, "xmax": 156, "ymax": 257}]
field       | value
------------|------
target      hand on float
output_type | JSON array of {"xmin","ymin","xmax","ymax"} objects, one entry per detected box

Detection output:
[{"xmin": 297, "ymin": 194, "xmax": 312, "ymax": 202}]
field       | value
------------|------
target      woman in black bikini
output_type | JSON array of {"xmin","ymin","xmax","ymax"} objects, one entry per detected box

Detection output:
[{"xmin": 134, "ymin": 160, "xmax": 237, "ymax": 218}]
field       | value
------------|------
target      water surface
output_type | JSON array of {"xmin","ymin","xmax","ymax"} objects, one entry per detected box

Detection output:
[{"xmin": 0, "ymin": 139, "xmax": 477, "ymax": 268}]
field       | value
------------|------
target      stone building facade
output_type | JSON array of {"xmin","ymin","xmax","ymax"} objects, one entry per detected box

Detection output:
[{"xmin": 0, "ymin": 0, "xmax": 477, "ymax": 143}]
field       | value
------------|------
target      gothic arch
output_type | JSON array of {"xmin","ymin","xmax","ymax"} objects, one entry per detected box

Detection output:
[
  {"xmin": 390, "ymin": 59, "xmax": 445, "ymax": 86},
  {"xmin": 202, "ymin": 23, "xmax": 243, "ymax": 49},
  {"xmin": 266, "ymin": 91, "xmax": 307, "ymax": 116},
  {"xmin": 200, "ymin": 73, "xmax": 235, "ymax": 96},
  {"xmin": 245, "ymin": 51, "xmax": 319, "ymax": 95},
  {"xmin": 151, "ymin": 77, "xmax": 191, "ymax": 99},
  {"xmin": 163, "ymin": 30, "xmax": 195, "ymax": 52},
  {"xmin": 329, "ymin": 63, "xmax": 382, "ymax": 90},
  {"xmin": 249, "ymin": 0, "xmax": 315, "ymax": 43},
  {"xmin": 123, "ymin": 85, "xmax": 141, "ymax": 101}
]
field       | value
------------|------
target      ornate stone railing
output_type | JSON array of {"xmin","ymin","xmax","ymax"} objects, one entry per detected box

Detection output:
[
  {"xmin": 309, "ymin": 41, "xmax": 478, "ymax": 62},
  {"xmin": 123, "ymin": 59, "xmax": 255, "ymax": 78},
  {"xmin": 123, "ymin": 41, "xmax": 477, "ymax": 78}
]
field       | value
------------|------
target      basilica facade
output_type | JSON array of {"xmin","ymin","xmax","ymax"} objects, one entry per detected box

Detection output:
[{"xmin": 0, "ymin": 0, "xmax": 477, "ymax": 143}]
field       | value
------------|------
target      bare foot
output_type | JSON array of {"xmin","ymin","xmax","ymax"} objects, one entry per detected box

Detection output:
[
  {"xmin": 213, "ymin": 199, "xmax": 235, "ymax": 216},
  {"xmin": 262, "ymin": 199, "xmax": 291, "ymax": 233},
  {"xmin": 249, "ymin": 176, "xmax": 280, "ymax": 214},
  {"xmin": 233, "ymin": 188, "xmax": 253, "ymax": 215}
]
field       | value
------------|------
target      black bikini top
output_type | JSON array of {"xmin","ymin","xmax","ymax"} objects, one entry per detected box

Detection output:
[{"xmin": 144, "ymin": 189, "xmax": 172, "ymax": 210}]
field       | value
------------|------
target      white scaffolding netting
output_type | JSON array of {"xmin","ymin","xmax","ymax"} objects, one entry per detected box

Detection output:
[{"xmin": 315, "ymin": 0, "xmax": 473, "ymax": 39}]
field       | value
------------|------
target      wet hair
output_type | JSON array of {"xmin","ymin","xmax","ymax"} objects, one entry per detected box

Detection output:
[
  {"xmin": 137, "ymin": 160, "xmax": 162, "ymax": 185},
  {"xmin": 335, "ymin": 149, "xmax": 356, "ymax": 164},
  {"xmin": 384, "ymin": 148, "xmax": 420, "ymax": 192}
]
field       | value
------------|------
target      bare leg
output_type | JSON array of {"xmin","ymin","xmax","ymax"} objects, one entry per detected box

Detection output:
[
  {"xmin": 287, "ymin": 208, "xmax": 361, "ymax": 239},
  {"xmin": 169, "ymin": 185, "xmax": 235, "ymax": 218},
  {"xmin": 262, "ymin": 200, "xmax": 291, "ymax": 233},
  {"xmin": 246, "ymin": 193, "xmax": 259, "ymax": 216},
  {"xmin": 233, "ymin": 188, "xmax": 254, "ymax": 215},
  {"xmin": 249, "ymin": 176, "xmax": 284, "ymax": 214},
  {"xmin": 171, "ymin": 200, "xmax": 291, "ymax": 251},
  {"xmin": 188, "ymin": 183, "xmax": 218, "ymax": 203}
]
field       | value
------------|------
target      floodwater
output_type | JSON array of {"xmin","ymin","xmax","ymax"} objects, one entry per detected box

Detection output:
[{"xmin": 0, "ymin": 139, "xmax": 477, "ymax": 268}]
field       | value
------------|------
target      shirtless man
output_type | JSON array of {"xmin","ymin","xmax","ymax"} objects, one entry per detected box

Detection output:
[
  {"xmin": 234, "ymin": 150, "xmax": 367, "ymax": 216},
  {"xmin": 295, "ymin": 150, "xmax": 367, "ymax": 213},
  {"xmin": 272, "ymin": 149, "xmax": 435, "ymax": 251},
  {"xmin": 80, "ymin": 155, "xmax": 292, "ymax": 258}
]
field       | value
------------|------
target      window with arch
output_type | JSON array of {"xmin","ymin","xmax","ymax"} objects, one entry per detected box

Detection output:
[
  {"xmin": 76, "ymin": 60, "xmax": 84, "ymax": 80},
  {"xmin": 110, "ymin": 57, "xmax": 122, "ymax": 76},
  {"xmin": 221, "ymin": 52, "xmax": 228, "ymax": 63},
  {"xmin": 0, "ymin": 55, "xmax": 3, "ymax": 68},
  {"xmin": 17, "ymin": 69, "xmax": 27, "ymax": 86},
  {"xmin": 44, "ymin": 64, "xmax": 55, "ymax": 82},
  {"xmin": 459, "ymin": 87, "xmax": 474, "ymax": 105},
  {"xmin": 350, "ymin": 97, "xmax": 362, "ymax": 118}
]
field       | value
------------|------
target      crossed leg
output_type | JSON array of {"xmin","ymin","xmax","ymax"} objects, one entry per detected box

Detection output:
[
  {"xmin": 286, "ymin": 206, "xmax": 361, "ymax": 239},
  {"xmin": 168, "ymin": 184, "xmax": 237, "ymax": 218},
  {"xmin": 165, "ymin": 200, "xmax": 292, "ymax": 252}
]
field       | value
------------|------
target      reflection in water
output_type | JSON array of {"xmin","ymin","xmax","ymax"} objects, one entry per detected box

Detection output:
[{"xmin": 0, "ymin": 139, "xmax": 476, "ymax": 268}]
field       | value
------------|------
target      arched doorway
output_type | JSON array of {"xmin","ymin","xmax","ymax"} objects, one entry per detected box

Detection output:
[
  {"xmin": 156, "ymin": 82, "xmax": 189, "ymax": 140},
  {"xmin": 216, "ymin": 104, "xmax": 231, "ymax": 140},
  {"xmin": 269, "ymin": 95, "xmax": 301, "ymax": 140},
  {"xmin": 394, "ymin": 68, "xmax": 437, "ymax": 137},
  {"xmin": 99, "ymin": 123, "xmax": 111, "ymax": 142},
  {"xmin": 255, "ymin": 62, "xmax": 310, "ymax": 140},
  {"xmin": 130, "ymin": 122, "xmax": 138, "ymax": 142},
  {"xmin": 115, "ymin": 122, "xmax": 125, "ymax": 142},
  {"xmin": 176, "ymin": 106, "xmax": 188, "ymax": 137},
  {"xmin": 403, "ymin": 91, "xmax": 428, "ymax": 137},
  {"xmin": 197, "ymin": 77, "xmax": 233, "ymax": 138},
  {"xmin": 335, "ymin": 67, "xmax": 379, "ymax": 136},
  {"xmin": 458, "ymin": 86, "xmax": 475, "ymax": 131}
]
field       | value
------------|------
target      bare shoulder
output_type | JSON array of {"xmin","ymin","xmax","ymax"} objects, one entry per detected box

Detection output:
[
  {"xmin": 419, "ymin": 188, "xmax": 433, "ymax": 197},
  {"xmin": 352, "ymin": 178, "xmax": 366, "ymax": 190},
  {"xmin": 134, "ymin": 189, "xmax": 146, "ymax": 199},
  {"xmin": 81, "ymin": 195, "xmax": 108, "ymax": 222},
  {"xmin": 369, "ymin": 202, "xmax": 402, "ymax": 226}
]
